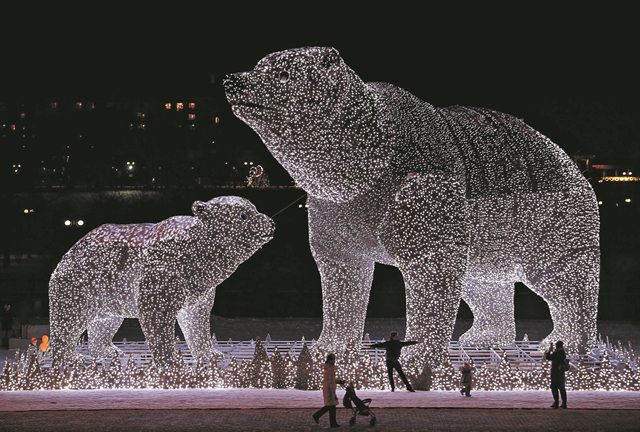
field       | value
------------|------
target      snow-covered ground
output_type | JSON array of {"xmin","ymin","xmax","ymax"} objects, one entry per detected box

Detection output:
[{"xmin": 1, "ymin": 388, "xmax": 638, "ymax": 411}]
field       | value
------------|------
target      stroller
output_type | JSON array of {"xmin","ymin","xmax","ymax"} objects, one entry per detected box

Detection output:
[{"xmin": 342, "ymin": 383, "xmax": 376, "ymax": 426}]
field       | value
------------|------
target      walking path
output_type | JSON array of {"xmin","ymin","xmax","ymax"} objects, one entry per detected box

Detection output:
[{"xmin": 1, "ymin": 388, "xmax": 638, "ymax": 411}]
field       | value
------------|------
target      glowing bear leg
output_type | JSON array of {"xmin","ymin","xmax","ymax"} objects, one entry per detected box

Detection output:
[
  {"xmin": 458, "ymin": 279, "xmax": 516, "ymax": 348},
  {"xmin": 313, "ymin": 256, "xmax": 375, "ymax": 357},
  {"xmin": 383, "ymin": 173, "xmax": 469, "ymax": 369},
  {"xmin": 177, "ymin": 288, "xmax": 223, "ymax": 360},
  {"xmin": 87, "ymin": 315, "xmax": 124, "ymax": 358},
  {"xmin": 49, "ymin": 279, "xmax": 89, "ymax": 365},
  {"xmin": 524, "ymin": 249, "xmax": 599, "ymax": 354}
]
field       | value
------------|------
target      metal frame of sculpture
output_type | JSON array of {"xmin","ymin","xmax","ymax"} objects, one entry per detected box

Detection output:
[
  {"xmin": 224, "ymin": 46, "xmax": 600, "ymax": 368},
  {"xmin": 49, "ymin": 196, "xmax": 275, "ymax": 369}
]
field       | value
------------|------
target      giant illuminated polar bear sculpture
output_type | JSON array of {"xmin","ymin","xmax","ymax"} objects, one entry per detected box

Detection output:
[
  {"xmin": 224, "ymin": 47, "xmax": 600, "ymax": 367},
  {"xmin": 49, "ymin": 196, "xmax": 275, "ymax": 368}
]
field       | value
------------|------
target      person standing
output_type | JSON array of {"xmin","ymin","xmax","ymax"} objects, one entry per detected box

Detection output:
[
  {"xmin": 370, "ymin": 331, "xmax": 418, "ymax": 392},
  {"xmin": 313, "ymin": 353, "xmax": 344, "ymax": 427},
  {"xmin": 545, "ymin": 340, "xmax": 568, "ymax": 409},
  {"xmin": 459, "ymin": 361, "xmax": 474, "ymax": 396}
]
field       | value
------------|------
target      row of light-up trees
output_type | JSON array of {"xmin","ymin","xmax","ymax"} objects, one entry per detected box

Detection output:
[{"xmin": 1, "ymin": 337, "xmax": 638, "ymax": 391}]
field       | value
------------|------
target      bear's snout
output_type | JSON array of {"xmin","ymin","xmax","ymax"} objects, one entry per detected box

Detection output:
[{"xmin": 223, "ymin": 73, "xmax": 247, "ymax": 95}]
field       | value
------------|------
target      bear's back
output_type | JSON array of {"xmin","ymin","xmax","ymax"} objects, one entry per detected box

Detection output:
[{"xmin": 371, "ymin": 82, "xmax": 589, "ymax": 198}]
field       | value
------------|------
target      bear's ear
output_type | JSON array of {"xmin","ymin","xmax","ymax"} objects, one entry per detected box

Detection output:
[
  {"xmin": 321, "ymin": 48, "xmax": 341, "ymax": 69},
  {"xmin": 192, "ymin": 201, "xmax": 208, "ymax": 218}
]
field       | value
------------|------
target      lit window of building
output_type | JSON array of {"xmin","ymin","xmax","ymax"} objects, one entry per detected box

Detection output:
[
  {"xmin": 137, "ymin": 112, "xmax": 146, "ymax": 118},
  {"xmin": 138, "ymin": 124, "xmax": 146, "ymax": 129},
  {"xmin": 189, "ymin": 102, "xmax": 196, "ymax": 109},
  {"xmin": 165, "ymin": 103, "xmax": 171, "ymax": 110},
  {"xmin": 76, "ymin": 102, "xmax": 82, "ymax": 109},
  {"xmin": 188, "ymin": 114, "xmax": 196, "ymax": 120},
  {"xmin": 176, "ymin": 103, "xmax": 184, "ymax": 111},
  {"xmin": 51, "ymin": 102, "xmax": 58, "ymax": 109},
  {"xmin": 91, "ymin": 103, "xmax": 95, "ymax": 109},
  {"xmin": 215, "ymin": 117, "xmax": 220, "ymax": 124},
  {"xmin": 20, "ymin": 113, "xmax": 26, "ymax": 120},
  {"xmin": 189, "ymin": 124, "xmax": 196, "ymax": 130},
  {"xmin": 11, "ymin": 124, "xmax": 16, "ymax": 131}
]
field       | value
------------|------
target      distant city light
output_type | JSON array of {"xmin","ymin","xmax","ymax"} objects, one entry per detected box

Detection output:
[
  {"xmin": 64, "ymin": 220, "xmax": 71, "ymax": 226},
  {"xmin": 625, "ymin": 199, "xmax": 631, "ymax": 203}
]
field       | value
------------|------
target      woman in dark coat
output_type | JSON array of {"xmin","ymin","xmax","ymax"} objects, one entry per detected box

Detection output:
[
  {"xmin": 545, "ymin": 340, "xmax": 567, "ymax": 409},
  {"xmin": 313, "ymin": 353, "xmax": 344, "ymax": 427},
  {"xmin": 459, "ymin": 361, "xmax": 473, "ymax": 397}
]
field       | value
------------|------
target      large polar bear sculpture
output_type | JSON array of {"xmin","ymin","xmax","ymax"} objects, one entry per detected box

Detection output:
[
  {"xmin": 49, "ymin": 196, "xmax": 275, "ymax": 368},
  {"xmin": 224, "ymin": 47, "xmax": 600, "ymax": 367}
]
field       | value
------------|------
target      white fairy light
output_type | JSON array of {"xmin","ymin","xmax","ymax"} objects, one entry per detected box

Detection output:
[
  {"xmin": 224, "ymin": 46, "xmax": 600, "ymax": 366},
  {"xmin": 48, "ymin": 196, "xmax": 275, "ymax": 369}
]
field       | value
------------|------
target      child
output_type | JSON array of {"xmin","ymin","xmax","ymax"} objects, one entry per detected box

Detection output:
[{"xmin": 460, "ymin": 361, "xmax": 473, "ymax": 397}]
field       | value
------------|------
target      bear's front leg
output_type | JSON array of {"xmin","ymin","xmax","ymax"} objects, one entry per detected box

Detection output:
[
  {"xmin": 177, "ymin": 288, "xmax": 224, "ymax": 361},
  {"xmin": 138, "ymin": 262, "xmax": 182, "ymax": 370},
  {"xmin": 382, "ymin": 173, "xmax": 469, "ymax": 369},
  {"xmin": 313, "ymin": 255, "xmax": 375, "ymax": 357}
]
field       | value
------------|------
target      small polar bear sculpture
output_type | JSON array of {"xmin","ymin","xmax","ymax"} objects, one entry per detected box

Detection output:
[
  {"xmin": 224, "ymin": 47, "xmax": 600, "ymax": 367},
  {"xmin": 49, "ymin": 196, "xmax": 275, "ymax": 368}
]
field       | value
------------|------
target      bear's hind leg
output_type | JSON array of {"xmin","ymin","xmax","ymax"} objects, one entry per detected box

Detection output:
[
  {"xmin": 458, "ymin": 279, "xmax": 516, "ymax": 348},
  {"xmin": 87, "ymin": 315, "xmax": 124, "ymax": 358},
  {"xmin": 523, "ymin": 249, "xmax": 599, "ymax": 354}
]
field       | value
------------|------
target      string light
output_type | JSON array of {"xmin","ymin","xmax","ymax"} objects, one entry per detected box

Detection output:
[
  {"xmin": 48, "ymin": 196, "xmax": 275, "ymax": 369},
  {"xmin": 224, "ymin": 46, "xmax": 600, "ymax": 367},
  {"xmin": 2, "ymin": 340, "xmax": 636, "ymax": 391}
]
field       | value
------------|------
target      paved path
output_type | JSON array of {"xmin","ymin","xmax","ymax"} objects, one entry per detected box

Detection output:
[
  {"xmin": 1, "ymin": 408, "xmax": 639, "ymax": 431},
  {"xmin": 2, "ymin": 389, "xmax": 639, "ymax": 411}
]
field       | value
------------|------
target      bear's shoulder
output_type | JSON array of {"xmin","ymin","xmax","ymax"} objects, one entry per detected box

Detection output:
[
  {"xmin": 80, "ymin": 223, "xmax": 155, "ymax": 247},
  {"xmin": 145, "ymin": 216, "xmax": 196, "ymax": 245}
]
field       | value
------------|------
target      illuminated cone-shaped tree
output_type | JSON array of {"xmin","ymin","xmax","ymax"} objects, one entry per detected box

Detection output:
[
  {"xmin": 144, "ymin": 359, "xmax": 161, "ymax": 389},
  {"xmin": 597, "ymin": 352, "xmax": 616, "ymax": 391},
  {"xmin": 226, "ymin": 357, "xmax": 243, "ymax": 388},
  {"xmin": 209, "ymin": 356, "xmax": 226, "ymax": 388},
  {"xmin": 575, "ymin": 358, "xmax": 596, "ymax": 391},
  {"xmin": 618, "ymin": 362, "xmax": 638, "ymax": 392},
  {"xmin": 433, "ymin": 353, "xmax": 457, "ymax": 391},
  {"xmin": 372, "ymin": 357, "xmax": 389, "ymax": 390},
  {"xmin": 282, "ymin": 352, "xmax": 297, "ymax": 389},
  {"xmin": 84, "ymin": 359, "xmax": 101, "ymax": 389},
  {"xmin": 356, "ymin": 351, "xmax": 376, "ymax": 390},
  {"xmin": 270, "ymin": 346, "xmax": 288, "ymax": 389},
  {"xmin": 413, "ymin": 361, "xmax": 433, "ymax": 391},
  {"xmin": 24, "ymin": 354, "xmax": 41, "ymax": 390},
  {"xmin": 192, "ymin": 357, "xmax": 208, "ymax": 389},
  {"xmin": 494, "ymin": 352, "xmax": 522, "ymax": 391},
  {"xmin": 295, "ymin": 342, "xmax": 318, "ymax": 390},
  {"xmin": 1, "ymin": 359, "xmax": 11, "ymax": 391},
  {"xmin": 122, "ymin": 354, "xmax": 140, "ymax": 389},
  {"xmin": 340, "ymin": 340, "xmax": 359, "ymax": 387},
  {"xmin": 106, "ymin": 351, "xmax": 123, "ymax": 389},
  {"xmin": 473, "ymin": 361, "xmax": 490, "ymax": 391},
  {"xmin": 248, "ymin": 337, "xmax": 273, "ymax": 388}
]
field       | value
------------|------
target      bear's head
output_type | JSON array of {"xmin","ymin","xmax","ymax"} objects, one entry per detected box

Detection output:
[
  {"xmin": 191, "ymin": 196, "xmax": 275, "ymax": 262},
  {"xmin": 224, "ymin": 47, "xmax": 395, "ymax": 203}
]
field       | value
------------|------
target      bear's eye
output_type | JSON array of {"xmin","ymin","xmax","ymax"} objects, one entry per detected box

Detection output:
[
  {"xmin": 279, "ymin": 71, "xmax": 290, "ymax": 83},
  {"xmin": 240, "ymin": 212, "xmax": 248, "ymax": 220},
  {"xmin": 196, "ymin": 205, "xmax": 205, "ymax": 212}
]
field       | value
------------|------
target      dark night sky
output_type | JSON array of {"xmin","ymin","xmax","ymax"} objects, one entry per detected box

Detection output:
[{"xmin": 2, "ymin": 0, "xmax": 638, "ymax": 165}]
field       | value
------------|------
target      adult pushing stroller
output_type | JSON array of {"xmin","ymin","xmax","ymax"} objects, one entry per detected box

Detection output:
[{"xmin": 342, "ymin": 383, "xmax": 376, "ymax": 426}]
